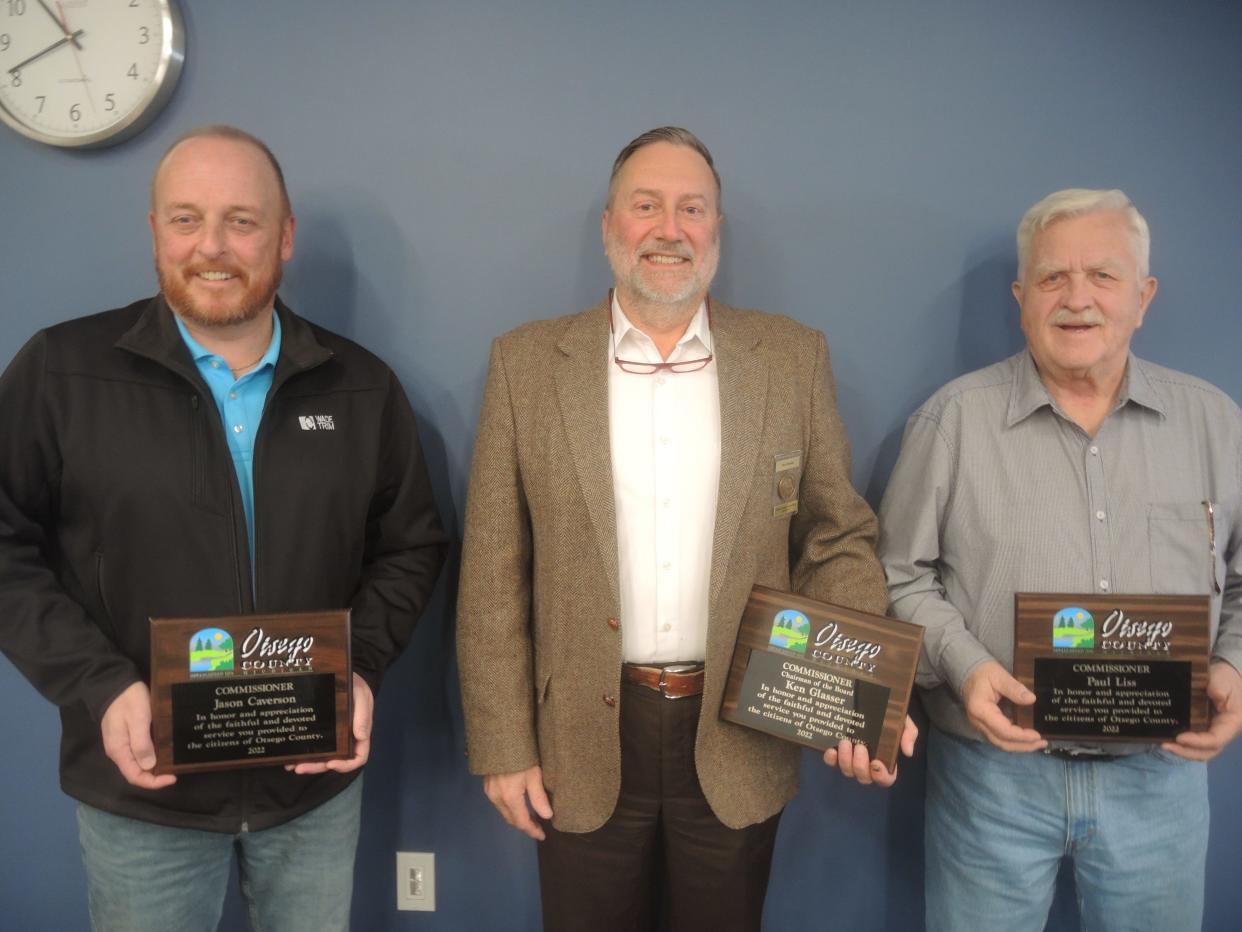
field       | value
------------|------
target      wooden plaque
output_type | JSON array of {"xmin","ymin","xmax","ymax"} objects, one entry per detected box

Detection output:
[
  {"xmin": 1013, "ymin": 593, "xmax": 1210, "ymax": 741},
  {"xmin": 721, "ymin": 585, "xmax": 923, "ymax": 771},
  {"xmin": 149, "ymin": 610, "xmax": 352, "ymax": 775}
]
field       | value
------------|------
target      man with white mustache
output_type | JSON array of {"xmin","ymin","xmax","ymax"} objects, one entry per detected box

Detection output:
[
  {"xmin": 0, "ymin": 125, "xmax": 447, "ymax": 931},
  {"xmin": 879, "ymin": 188, "xmax": 1242, "ymax": 930},
  {"xmin": 458, "ymin": 126, "xmax": 915, "ymax": 932}
]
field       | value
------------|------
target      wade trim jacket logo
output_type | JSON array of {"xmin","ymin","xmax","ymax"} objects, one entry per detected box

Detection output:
[{"xmin": 297, "ymin": 415, "xmax": 336, "ymax": 431}]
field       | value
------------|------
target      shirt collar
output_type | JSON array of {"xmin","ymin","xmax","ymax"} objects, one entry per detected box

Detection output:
[
  {"xmin": 174, "ymin": 311, "xmax": 283, "ymax": 376},
  {"xmin": 1006, "ymin": 349, "xmax": 1167, "ymax": 427},
  {"xmin": 1123, "ymin": 356, "xmax": 1168, "ymax": 416},
  {"xmin": 611, "ymin": 291, "xmax": 710, "ymax": 358}
]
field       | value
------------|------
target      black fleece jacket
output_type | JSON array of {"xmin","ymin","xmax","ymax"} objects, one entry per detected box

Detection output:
[{"xmin": 0, "ymin": 295, "xmax": 447, "ymax": 831}]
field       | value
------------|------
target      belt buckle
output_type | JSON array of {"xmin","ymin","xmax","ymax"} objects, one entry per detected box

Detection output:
[{"xmin": 658, "ymin": 663, "xmax": 701, "ymax": 698}]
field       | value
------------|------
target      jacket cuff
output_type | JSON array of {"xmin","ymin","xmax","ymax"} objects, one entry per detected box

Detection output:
[
  {"xmin": 1210, "ymin": 646, "xmax": 1242, "ymax": 681},
  {"xmin": 940, "ymin": 634, "xmax": 997, "ymax": 698},
  {"xmin": 463, "ymin": 729, "xmax": 539, "ymax": 777},
  {"xmin": 81, "ymin": 666, "xmax": 143, "ymax": 723}
]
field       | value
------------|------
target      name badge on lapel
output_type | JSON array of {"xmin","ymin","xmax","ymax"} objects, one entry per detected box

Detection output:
[{"xmin": 772, "ymin": 450, "xmax": 801, "ymax": 517}]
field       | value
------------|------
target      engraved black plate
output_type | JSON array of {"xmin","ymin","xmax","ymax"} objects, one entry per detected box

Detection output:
[
  {"xmin": 1032, "ymin": 658, "xmax": 1191, "ymax": 740},
  {"xmin": 170, "ymin": 673, "xmax": 337, "ymax": 766},
  {"xmin": 729, "ymin": 648, "xmax": 889, "ymax": 750}
]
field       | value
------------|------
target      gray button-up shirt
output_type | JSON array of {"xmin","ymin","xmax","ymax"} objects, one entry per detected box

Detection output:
[{"xmin": 878, "ymin": 350, "xmax": 1242, "ymax": 741}]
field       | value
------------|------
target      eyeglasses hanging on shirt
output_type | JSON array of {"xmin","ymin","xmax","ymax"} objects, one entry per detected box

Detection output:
[{"xmin": 609, "ymin": 289, "xmax": 714, "ymax": 375}]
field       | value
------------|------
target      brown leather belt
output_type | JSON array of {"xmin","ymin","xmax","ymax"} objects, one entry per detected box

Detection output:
[{"xmin": 622, "ymin": 662, "xmax": 705, "ymax": 699}]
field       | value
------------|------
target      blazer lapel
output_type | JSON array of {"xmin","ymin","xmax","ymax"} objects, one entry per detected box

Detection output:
[
  {"xmin": 553, "ymin": 302, "xmax": 621, "ymax": 603},
  {"xmin": 709, "ymin": 306, "xmax": 767, "ymax": 610}
]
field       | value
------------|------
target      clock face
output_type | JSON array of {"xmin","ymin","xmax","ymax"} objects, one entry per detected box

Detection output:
[{"xmin": 0, "ymin": 0, "xmax": 185, "ymax": 148}]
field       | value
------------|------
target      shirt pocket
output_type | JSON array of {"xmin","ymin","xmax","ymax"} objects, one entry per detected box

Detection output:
[{"xmin": 1147, "ymin": 502, "xmax": 1214, "ymax": 595}]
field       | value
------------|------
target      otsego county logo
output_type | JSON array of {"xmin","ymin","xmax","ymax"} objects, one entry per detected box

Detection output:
[
  {"xmin": 769, "ymin": 609, "xmax": 810, "ymax": 653},
  {"xmin": 1052, "ymin": 607, "xmax": 1094, "ymax": 649},
  {"xmin": 189, "ymin": 627, "xmax": 234, "ymax": 674}
]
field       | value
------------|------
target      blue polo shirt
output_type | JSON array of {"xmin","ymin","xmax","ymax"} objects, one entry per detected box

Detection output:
[{"xmin": 174, "ymin": 314, "xmax": 282, "ymax": 571}]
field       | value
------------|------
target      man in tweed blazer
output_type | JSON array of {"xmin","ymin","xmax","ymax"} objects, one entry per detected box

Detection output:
[{"xmin": 458, "ymin": 127, "xmax": 913, "ymax": 932}]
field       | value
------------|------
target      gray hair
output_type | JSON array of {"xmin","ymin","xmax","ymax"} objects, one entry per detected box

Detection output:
[
  {"xmin": 1016, "ymin": 188, "xmax": 1150, "ymax": 279},
  {"xmin": 607, "ymin": 126, "xmax": 721, "ymax": 211},
  {"xmin": 152, "ymin": 124, "xmax": 291, "ymax": 216}
]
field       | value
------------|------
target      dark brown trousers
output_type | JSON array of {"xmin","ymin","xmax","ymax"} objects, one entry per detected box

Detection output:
[{"xmin": 537, "ymin": 681, "xmax": 781, "ymax": 932}]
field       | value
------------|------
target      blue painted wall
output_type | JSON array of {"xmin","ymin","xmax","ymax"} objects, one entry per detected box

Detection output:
[{"xmin": 2, "ymin": 1, "xmax": 1239, "ymax": 929}]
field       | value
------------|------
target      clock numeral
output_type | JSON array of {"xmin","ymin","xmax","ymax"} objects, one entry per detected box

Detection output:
[
  {"xmin": 129, "ymin": 0, "xmax": 139, "ymax": 6},
  {"xmin": 127, "ymin": 62, "xmax": 138, "ymax": 79},
  {"xmin": 9, "ymin": 67, "xmax": 19, "ymax": 86},
  {"xmin": 104, "ymin": 92, "xmax": 115, "ymax": 111},
  {"xmin": 5, "ymin": 0, "xmax": 27, "ymax": 17},
  {"xmin": 34, "ymin": 94, "xmax": 44, "ymax": 112},
  {"xmin": 69, "ymin": 102, "xmax": 80, "ymax": 122},
  {"xmin": 0, "ymin": 33, "xmax": 9, "ymax": 52},
  {"xmin": 138, "ymin": 25, "xmax": 149, "ymax": 45}
]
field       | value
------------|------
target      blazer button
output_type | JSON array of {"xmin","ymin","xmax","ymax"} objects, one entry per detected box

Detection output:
[
  {"xmin": 602, "ymin": 694, "xmax": 617, "ymax": 707},
  {"xmin": 606, "ymin": 617, "xmax": 620, "ymax": 630}
]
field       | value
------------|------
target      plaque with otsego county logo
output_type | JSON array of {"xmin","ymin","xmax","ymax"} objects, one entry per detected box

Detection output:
[
  {"xmin": 721, "ymin": 586, "xmax": 923, "ymax": 771},
  {"xmin": 149, "ymin": 610, "xmax": 352, "ymax": 775},
  {"xmin": 1013, "ymin": 593, "xmax": 1211, "ymax": 742}
]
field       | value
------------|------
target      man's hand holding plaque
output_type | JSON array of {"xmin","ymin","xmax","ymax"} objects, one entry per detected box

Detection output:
[
  {"xmin": 1163, "ymin": 660, "xmax": 1242, "ymax": 761},
  {"xmin": 101, "ymin": 681, "xmax": 179, "ymax": 790},
  {"xmin": 960, "ymin": 659, "xmax": 1046, "ymax": 753},
  {"xmin": 822, "ymin": 718, "xmax": 919, "ymax": 786},
  {"xmin": 285, "ymin": 672, "xmax": 374, "ymax": 774}
]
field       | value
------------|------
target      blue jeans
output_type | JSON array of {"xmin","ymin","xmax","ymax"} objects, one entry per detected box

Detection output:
[
  {"xmin": 925, "ymin": 728, "xmax": 1207, "ymax": 932},
  {"xmin": 76, "ymin": 777, "xmax": 362, "ymax": 932}
]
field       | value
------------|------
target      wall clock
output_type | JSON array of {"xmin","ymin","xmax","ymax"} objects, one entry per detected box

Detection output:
[{"xmin": 0, "ymin": 0, "xmax": 185, "ymax": 148}]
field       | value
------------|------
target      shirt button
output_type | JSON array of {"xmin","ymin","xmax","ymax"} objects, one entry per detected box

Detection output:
[
  {"xmin": 1095, "ymin": 510, "xmax": 1106, "ymax": 521},
  {"xmin": 662, "ymin": 499, "xmax": 671, "ymax": 508},
  {"xmin": 602, "ymin": 695, "xmax": 617, "ymax": 707},
  {"xmin": 661, "ymin": 623, "xmax": 672, "ymax": 633},
  {"xmin": 1089, "ymin": 446, "xmax": 1099, "ymax": 456},
  {"xmin": 655, "ymin": 376, "xmax": 665, "ymax": 386},
  {"xmin": 229, "ymin": 391, "xmax": 237, "ymax": 400},
  {"xmin": 659, "ymin": 436, "xmax": 669, "ymax": 445},
  {"xmin": 210, "ymin": 360, "xmax": 221, "ymax": 369},
  {"xmin": 606, "ymin": 617, "xmax": 619, "ymax": 630},
  {"xmin": 1099, "ymin": 579, "xmax": 1110, "ymax": 591},
  {"xmin": 661, "ymin": 561, "xmax": 671, "ymax": 570},
  {"xmin": 233, "ymin": 424, "xmax": 243, "ymax": 434}
]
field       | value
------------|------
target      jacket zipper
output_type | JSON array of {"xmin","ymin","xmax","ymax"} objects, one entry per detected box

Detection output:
[
  {"xmin": 189, "ymin": 395, "xmax": 206, "ymax": 502},
  {"xmin": 125, "ymin": 314, "xmax": 334, "ymax": 835},
  {"xmin": 190, "ymin": 391, "xmax": 248, "ymax": 612}
]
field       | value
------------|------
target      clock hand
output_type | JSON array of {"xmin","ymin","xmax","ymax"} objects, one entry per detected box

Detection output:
[
  {"xmin": 36, "ymin": 0, "xmax": 82, "ymax": 50},
  {"xmin": 8, "ymin": 30, "xmax": 85, "ymax": 75},
  {"xmin": 55, "ymin": 0, "xmax": 96, "ymax": 114}
]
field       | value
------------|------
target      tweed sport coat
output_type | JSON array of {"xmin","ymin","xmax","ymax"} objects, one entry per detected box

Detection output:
[{"xmin": 457, "ymin": 299, "xmax": 888, "ymax": 832}]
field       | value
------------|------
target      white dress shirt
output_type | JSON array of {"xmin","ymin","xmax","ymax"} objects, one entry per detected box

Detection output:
[{"xmin": 609, "ymin": 294, "xmax": 721, "ymax": 663}]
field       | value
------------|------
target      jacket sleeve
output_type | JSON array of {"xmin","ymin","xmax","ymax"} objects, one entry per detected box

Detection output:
[
  {"xmin": 0, "ymin": 332, "xmax": 142, "ymax": 720},
  {"xmin": 347, "ymin": 369, "xmax": 448, "ymax": 694},
  {"xmin": 788, "ymin": 331, "xmax": 889, "ymax": 616},
  {"xmin": 456, "ymin": 338, "xmax": 539, "ymax": 776},
  {"xmin": 877, "ymin": 410, "xmax": 994, "ymax": 692}
]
